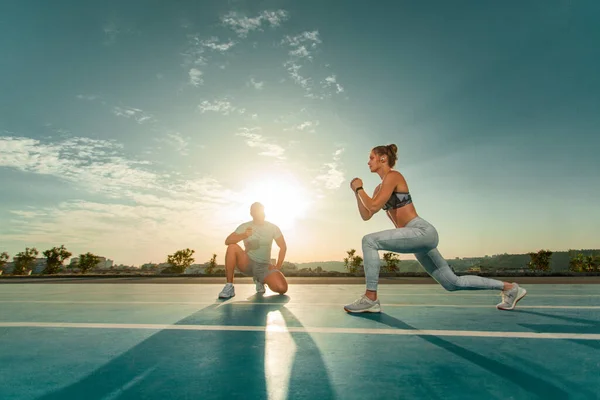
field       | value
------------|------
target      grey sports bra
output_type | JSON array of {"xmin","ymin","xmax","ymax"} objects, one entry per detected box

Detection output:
[{"xmin": 382, "ymin": 191, "xmax": 413, "ymax": 211}]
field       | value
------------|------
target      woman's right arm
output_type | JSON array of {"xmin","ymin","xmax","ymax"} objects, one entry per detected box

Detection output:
[{"xmin": 356, "ymin": 185, "xmax": 381, "ymax": 221}]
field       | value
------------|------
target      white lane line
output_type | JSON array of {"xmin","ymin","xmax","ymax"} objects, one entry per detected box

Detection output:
[
  {"xmin": 0, "ymin": 321, "xmax": 599, "ymax": 340},
  {"xmin": 0, "ymin": 300, "xmax": 599, "ymax": 310},
  {"xmin": 1, "ymin": 293, "xmax": 599, "ymax": 298}
]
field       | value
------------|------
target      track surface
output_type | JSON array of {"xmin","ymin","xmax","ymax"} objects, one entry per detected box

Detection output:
[{"xmin": 1, "ymin": 281, "xmax": 599, "ymax": 399}]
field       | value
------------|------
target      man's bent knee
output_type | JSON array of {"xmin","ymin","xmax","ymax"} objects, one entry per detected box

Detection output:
[
  {"xmin": 265, "ymin": 271, "xmax": 288, "ymax": 294},
  {"xmin": 272, "ymin": 284, "xmax": 288, "ymax": 295},
  {"xmin": 226, "ymin": 243, "xmax": 241, "ymax": 252},
  {"xmin": 226, "ymin": 244, "xmax": 246, "ymax": 261}
]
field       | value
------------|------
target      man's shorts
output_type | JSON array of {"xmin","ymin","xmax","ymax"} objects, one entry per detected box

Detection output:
[{"xmin": 244, "ymin": 258, "xmax": 278, "ymax": 283}]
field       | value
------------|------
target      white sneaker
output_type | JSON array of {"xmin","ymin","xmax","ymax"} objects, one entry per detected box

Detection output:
[
  {"xmin": 218, "ymin": 283, "xmax": 235, "ymax": 299},
  {"xmin": 254, "ymin": 278, "xmax": 265, "ymax": 294},
  {"xmin": 497, "ymin": 283, "xmax": 527, "ymax": 310},
  {"xmin": 343, "ymin": 294, "xmax": 381, "ymax": 313}
]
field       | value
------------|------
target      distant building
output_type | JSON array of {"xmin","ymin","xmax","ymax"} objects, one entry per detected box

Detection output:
[
  {"xmin": 140, "ymin": 262, "xmax": 173, "ymax": 273},
  {"xmin": 32, "ymin": 258, "xmax": 47, "ymax": 274},
  {"xmin": 141, "ymin": 263, "xmax": 160, "ymax": 271},
  {"xmin": 3, "ymin": 258, "xmax": 47, "ymax": 274},
  {"xmin": 184, "ymin": 264, "xmax": 207, "ymax": 274}
]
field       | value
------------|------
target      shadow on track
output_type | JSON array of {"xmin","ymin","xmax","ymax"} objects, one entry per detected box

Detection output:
[{"xmin": 36, "ymin": 293, "xmax": 335, "ymax": 400}]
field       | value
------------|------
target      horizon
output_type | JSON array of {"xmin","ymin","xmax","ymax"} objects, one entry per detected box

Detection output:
[
  {"xmin": 3, "ymin": 246, "xmax": 598, "ymax": 269},
  {"xmin": 1, "ymin": 1, "xmax": 599, "ymax": 266}
]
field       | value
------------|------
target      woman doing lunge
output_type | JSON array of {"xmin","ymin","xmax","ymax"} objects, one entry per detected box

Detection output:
[{"xmin": 344, "ymin": 144, "xmax": 527, "ymax": 313}]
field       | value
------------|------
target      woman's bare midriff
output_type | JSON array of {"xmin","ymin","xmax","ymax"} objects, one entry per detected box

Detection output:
[{"xmin": 386, "ymin": 203, "xmax": 418, "ymax": 228}]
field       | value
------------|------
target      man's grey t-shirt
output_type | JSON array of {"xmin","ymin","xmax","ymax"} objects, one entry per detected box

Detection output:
[{"xmin": 235, "ymin": 221, "xmax": 282, "ymax": 264}]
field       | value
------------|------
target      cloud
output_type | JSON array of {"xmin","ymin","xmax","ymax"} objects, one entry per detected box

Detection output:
[
  {"xmin": 296, "ymin": 120, "xmax": 319, "ymax": 133},
  {"xmin": 200, "ymin": 36, "xmax": 236, "ymax": 52},
  {"xmin": 198, "ymin": 99, "xmax": 245, "ymax": 115},
  {"xmin": 155, "ymin": 132, "xmax": 190, "ymax": 156},
  {"xmin": 166, "ymin": 132, "xmax": 190, "ymax": 155},
  {"xmin": 282, "ymin": 120, "xmax": 319, "ymax": 133},
  {"xmin": 1, "ymin": 191, "xmax": 237, "ymax": 264},
  {"xmin": 76, "ymin": 94, "xmax": 98, "ymax": 101},
  {"xmin": 181, "ymin": 34, "xmax": 237, "ymax": 87},
  {"xmin": 9, "ymin": 210, "xmax": 45, "ymax": 219},
  {"xmin": 182, "ymin": 35, "xmax": 237, "ymax": 63},
  {"xmin": 103, "ymin": 22, "xmax": 119, "ymax": 45},
  {"xmin": 323, "ymin": 75, "xmax": 344, "ymax": 94},
  {"xmin": 282, "ymin": 31, "xmax": 320, "ymax": 97},
  {"xmin": 236, "ymin": 127, "xmax": 286, "ymax": 159},
  {"xmin": 285, "ymin": 62, "xmax": 311, "ymax": 92},
  {"xmin": 314, "ymin": 148, "xmax": 345, "ymax": 190},
  {"xmin": 102, "ymin": 20, "xmax": 137, "ymax": 46},
  {"xmin": 282, "ymin": 31, "xmax": 322, "ymax": 62},
  {"xmin": 0, "ymin": 136, "xmax": 157, "ymax": 197},
  {"xmin": 221, "ymin": 10, "xmax": 289, "ymax": 38},
  {"xmin": 0, "ymin": 134, "xmax": 247, "ymax": 263},
  {"xmin": 248, "ymin": 78, "xmax": 264, "ymax": 90},
  {"xmin": 283, "ymin": 31, "xmax": 321, "ymax": 47},
  {"xmin": 0, "ymin": 135, "xmax": 232, "ymax": 203},
  {"xmin": 276, "ymin": 108, "xmax": 319, "ymax": 133},
  {"xmin": 188, "ymin": 68, "xmax": 203, "ymax": 86},
  {"xmin": 281, "ymin": 31, "xmax": 345, "ymax": 99},
  {"xmin": 182, "ymin": 38, "xmax": 208, "ymax": 67},
  {"xmin": 112, "ymin": 106, "xmax": 154, "ymax": 124}
]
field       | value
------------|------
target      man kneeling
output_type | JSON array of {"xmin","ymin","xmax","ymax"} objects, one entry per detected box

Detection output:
[{"xmin": 218, "ymin": 202, "xmax": 288, "ymax": 299}]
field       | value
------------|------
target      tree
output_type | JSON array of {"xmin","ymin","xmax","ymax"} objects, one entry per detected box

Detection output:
[
  {"xmin": 167, "ymin": 248, "xmax": 195, "ymax": 274},
  {"xmin": 570, "ymin": 252, "xmax": 600, "ymax": 272},
  {"xmin": 382, "ymin": 252, "xmax": 400, "ymax": 273},
  {"xmin": 75, "ymin": 252, "xmax": 100, "ymax": 274},
  {"xmin": 592, "ymin": 255, "xmax": 600, "ymax": 272},
  {"xmin": 205, "ymin": 253, "xmax": 217, "ymax": 275},
  {"xmin": 343, "ymin": 249, "xmax": 363, "ymax": 274},
  {"xmin": 527, "ymin": 249, "xmax": 553, "ymax": 272},
  {"xmin": 42, "ymin": 245, "xmax": 72, "ymax": 275},
  {"xmin": 569, "ymin": 252, "xmax": 586, "ymax": 272},
  {"xmin": 13, "ymin": 248, "xmax": 39, "ymax": 275},
  {"xmin": 0, "ymin": 252, "xmax": 8, "ymax": 272}
]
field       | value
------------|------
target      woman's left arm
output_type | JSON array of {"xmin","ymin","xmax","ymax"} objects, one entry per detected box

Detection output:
[{"xmin": 356, "ymin": 173, "xmax": 397, "ymax": 214}]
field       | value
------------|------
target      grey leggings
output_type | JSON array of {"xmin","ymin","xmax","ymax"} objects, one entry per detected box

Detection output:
[{"xmin": 362, "ymin": 216, "xmax": 504, "ymax": 292}]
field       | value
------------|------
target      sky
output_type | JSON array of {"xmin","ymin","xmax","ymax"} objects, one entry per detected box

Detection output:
[{"xmin": 1, "ymin": 0, "xmax": 599, "ymax": 267}]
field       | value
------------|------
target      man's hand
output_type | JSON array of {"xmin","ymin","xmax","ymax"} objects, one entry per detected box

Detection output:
[
  {"xmin": 350, "ymin": 178, "xmax": 363, "ymax": 192},
  {"xmin": 269, "ymin": 264, "xmax": 280, "ymax": 270},
  {"xmin": 225, "ymin": 226, "xmax": 253, "ymax": 246}
]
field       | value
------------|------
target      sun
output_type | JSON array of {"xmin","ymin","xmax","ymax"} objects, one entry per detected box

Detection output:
[{"xmin": 237, "ymin": 173, "xmax": 312, "ymax": 230}]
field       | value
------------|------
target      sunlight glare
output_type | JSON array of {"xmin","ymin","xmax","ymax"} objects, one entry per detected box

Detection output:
[
  {"xmin": 237, "ymin": 173, "xmax": 312, "ymax": 230},
  {"xmin": 265, "ymin": 310, "xmax": 296, "ymax": 400}
]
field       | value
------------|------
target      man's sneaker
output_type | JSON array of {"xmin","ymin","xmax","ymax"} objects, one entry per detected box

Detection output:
[
  {"xmin": 344, "ymin": 294, "xmax": 381, "ymax": 313},
  {"xmin": 497, "ymin": 283, "xmax": 526, "ymax": 310},
  {"xmin": 218, "ymin": 283, "xmax": 235, "ymax": 299},
  {"xmin": 254, "ymin": 278, "xmax": 265, "ymax": 294}
]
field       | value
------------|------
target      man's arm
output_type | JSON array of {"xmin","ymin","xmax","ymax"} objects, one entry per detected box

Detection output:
[
  {"xmin": 273, "ymin": 235, "xmax": 287, "ymax": 269},
  {"xmin": 224, "ymin": 226, "xmax": 251, "ymax": 245}
]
